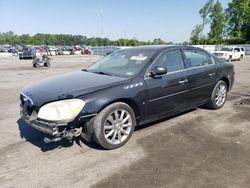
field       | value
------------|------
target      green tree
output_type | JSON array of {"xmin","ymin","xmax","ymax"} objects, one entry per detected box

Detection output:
[
  {"xmin": 190, "ymin": 24, "xmax": 203, "ymax": 44},
  {"xmin": 208, "ymin": 0, "xmax": 225, "ymax": 44},
  {"xmin": 190, "ymin": 0, "xmax": 213, "ymax": 44}
]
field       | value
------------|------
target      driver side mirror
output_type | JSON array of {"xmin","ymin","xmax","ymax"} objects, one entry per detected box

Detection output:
[{"xmin": 149, "ymin": 66, "xmax": 168, "ymax": 77}]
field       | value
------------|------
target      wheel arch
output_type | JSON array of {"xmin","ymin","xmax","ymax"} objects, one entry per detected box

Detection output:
[
  {"xmin": 219, "ymin": 77, "xmax": 230, "ymax": 90},
  {"xmin": 98, "ymin": 98, "xmax": 141, "ymax": 124}
]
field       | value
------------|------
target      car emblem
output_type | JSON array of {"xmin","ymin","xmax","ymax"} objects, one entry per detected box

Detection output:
[{"xmin": 124, "ymin": 82, "xmax": 143, "ymax": 89}]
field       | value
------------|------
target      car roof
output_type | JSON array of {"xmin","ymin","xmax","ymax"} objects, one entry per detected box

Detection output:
[{"xmin": 124, "ymin": 45, "xmax": 203, "ymax": 52}]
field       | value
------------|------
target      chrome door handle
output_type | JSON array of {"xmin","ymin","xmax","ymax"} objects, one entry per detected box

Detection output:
[
  {"xmin": 179, "ymin": 79, "xmax": 189, "ymax": 84},
  {"xmin": 209, "ymin": 73, "xmax": 216, "ymax": 77}
]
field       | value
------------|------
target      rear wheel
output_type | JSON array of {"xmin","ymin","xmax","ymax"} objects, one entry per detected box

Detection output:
[
  {"xmin": 44, "ymin": 62, "xmax": 50, "ymax": 67},
  {"xmin": 228, "ymin": 56, "xmax": 232, "ymax": 62},
  {"xmin": 239, "ymin": 55, "xmax": 243, "ymax": 61},
  {"xmin": 205, "ymin": 80, "xmax": 228, "ymax": 109},
  {"xmin": 92, "ymin": 102, "xmax": 136, "ymax": 150}
]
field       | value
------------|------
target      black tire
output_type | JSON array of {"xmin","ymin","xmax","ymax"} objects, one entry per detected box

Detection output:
[
  {"xmin": 228, "ymin": 56, "xmax": 232, "ymax": 62},
  {"xmin": 34, "ymin": 63, "xmax": 40, "ymax": 68},
  {"xmin": 205, "ymin": 80, "xmax": 228, "ymax": 110},
  {"xmin": 92, "ymin": 102, "xmax": 136, "ymax": 150},
  {"xmin": 44, "ymin": 63, "xmax": 50, "ymax": 67}
]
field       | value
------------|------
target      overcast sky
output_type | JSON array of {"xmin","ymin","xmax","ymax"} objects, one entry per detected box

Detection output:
[{"xmin": 0, "ymin": 0, "xmax": 231, "ymax": 42}]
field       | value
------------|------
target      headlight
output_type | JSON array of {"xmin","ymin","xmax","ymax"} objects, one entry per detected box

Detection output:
[{"xmin": 37, "ymin": 99, "xmax": 85, "ymax": 122}]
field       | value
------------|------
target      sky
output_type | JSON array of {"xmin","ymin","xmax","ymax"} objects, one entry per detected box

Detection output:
[{"xmin": 0, "ymin": 0, "xmax": 231, "ymax": 43}]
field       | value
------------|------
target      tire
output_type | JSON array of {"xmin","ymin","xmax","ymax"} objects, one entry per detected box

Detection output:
[
  {"xmin": 44, "ymin": 63, "xmax": 50, "ymax": 67},
  {"xmin": 205, "ymin": 80, "xmax": 228, "ymax": 110},
  {"xmin": 228, "ymin": 56, "xmax": 232, "ymax": 62},
  {"xmin": 239, "ymin": 55, "xmax": 243, "ymax": 61},
  {"xmin": 92, "ymin": 102, "xmax": 136, "ymax": 150},
  {"xmin": 34, "ymin": 63, "xmax": 40, "ymax": 68}
]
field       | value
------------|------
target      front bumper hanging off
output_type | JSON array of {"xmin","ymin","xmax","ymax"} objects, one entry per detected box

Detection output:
[{"xmin": 20, "ymin": 106, "xmax": 96, "ymax": 143}]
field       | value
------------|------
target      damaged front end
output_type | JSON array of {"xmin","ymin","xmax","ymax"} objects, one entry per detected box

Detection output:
[{"xmin": 20, "ymin": 93, "xmax": 95, "ymax": 143}]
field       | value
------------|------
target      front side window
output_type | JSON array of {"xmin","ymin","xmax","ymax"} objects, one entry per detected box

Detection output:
[
  {"xmin": 153, "ymin": 50, "xmax": 184, "ymax": 73},
  {"xmin": 234, "ymin": 48, "xmax": 240, "ymax": 52},
  {"xmin": 183, "ymin": 50, "xmax": 213, "ymax": 68}
]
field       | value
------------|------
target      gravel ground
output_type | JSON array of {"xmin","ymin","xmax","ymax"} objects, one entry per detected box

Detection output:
[{"xmin": 0, "ymin": 55, "xmax": 250, "ymax": 188}]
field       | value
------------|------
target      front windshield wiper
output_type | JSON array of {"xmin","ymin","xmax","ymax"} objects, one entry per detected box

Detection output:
[{"xmin": 92, "ymin": 71, "xmax": 113, "ymax": 76}]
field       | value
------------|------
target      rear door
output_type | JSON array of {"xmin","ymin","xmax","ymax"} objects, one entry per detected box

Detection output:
[
  {"xmin": 182, "ymin": 49, "xmax": 216, "ymax": 106},
  {"xmin": 144, "ymin": 50, "xmax": 189, "ymax": 120}
]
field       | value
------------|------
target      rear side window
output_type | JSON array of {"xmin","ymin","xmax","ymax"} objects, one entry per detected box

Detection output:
[
  {"xmin": 241, "ymin": 48, "xmax": 245, "ymax": 51},
  {"xmin": 183, "ymin": 50, "xmax": 213, "ymax": 68},
  {"xmin": 154, "ymin": 50, "xmax": 184, "ymax": 73}
]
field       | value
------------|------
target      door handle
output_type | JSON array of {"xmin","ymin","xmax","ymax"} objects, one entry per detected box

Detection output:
[
  {"xmin": 209, "ymin": 73, "xmax": 216, "ymax": 77},
  {"xmin": 179, "ymin": 79, "xmax": 189, "ymax": 84}
]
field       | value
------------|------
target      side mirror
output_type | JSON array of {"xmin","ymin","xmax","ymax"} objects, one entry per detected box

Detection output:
[{"xmin": 150, "ymin": 66, "xmax": 168, "ymax": 77}]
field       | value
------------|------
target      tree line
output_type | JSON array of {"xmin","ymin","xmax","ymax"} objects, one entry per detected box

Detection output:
[
  {"xmin": 0, "ymin": 31, "xmax": 167, "ymax": 46},
  {"xmin": 190, "ymin": 0, "xmax": 250, "ymax": 45}
]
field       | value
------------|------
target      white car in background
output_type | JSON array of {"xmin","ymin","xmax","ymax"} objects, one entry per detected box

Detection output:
[{"xmin": 214, "ymin": 46, "xmax": 245, "ymax": 62}]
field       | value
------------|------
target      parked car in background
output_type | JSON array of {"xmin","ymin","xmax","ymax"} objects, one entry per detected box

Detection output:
[
  {"xmin": 70, "ymin": 46, "xmax": 82, "ymax": 55},
  {"xmin": 20, "ymin": 46, "xmax": 234, "ymax": 149},
  {"xmin": 214, "ymin": 46, "xmax": 245, "ymax": 62},
  {"xmin": 82, "ymin": 46, "xmax": 93, "ymax": 55},
  {"xmin": 19, "ymin": 47, "xmax": 47, "ymax": 60}
]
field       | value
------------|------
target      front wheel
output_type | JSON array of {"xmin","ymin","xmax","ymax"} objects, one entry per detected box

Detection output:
[
  {"xmin": 205, "ymin": 81, "xmax": 228, "ymax": 109},
  {"xmin": 92, "ymin": 102, "xmax": 136, "ymax": 150}
]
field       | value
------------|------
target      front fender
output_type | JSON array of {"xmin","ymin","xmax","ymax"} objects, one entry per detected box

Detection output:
[{"xmin": 79, "ymin": 79, "xmax": 146, "ymax": 118}]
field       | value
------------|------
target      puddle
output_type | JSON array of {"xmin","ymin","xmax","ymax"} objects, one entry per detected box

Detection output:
[{"xmin": 234, "ymin": 98, "xmax": 250, "ymax": 106}]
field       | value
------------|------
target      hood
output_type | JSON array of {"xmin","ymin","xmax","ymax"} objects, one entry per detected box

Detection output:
[{"xmin": 21, "ymin": 71, "xmax": 129, "ymax": 107}]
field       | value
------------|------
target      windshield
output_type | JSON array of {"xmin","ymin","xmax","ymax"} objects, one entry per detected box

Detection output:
[
  {"xmin": 220, "ymin": 47, "xmax": 233, "ymax": 52},
  {"xmin": 87, "ymin": 49, "xmax": 156, "ymax": 78}
]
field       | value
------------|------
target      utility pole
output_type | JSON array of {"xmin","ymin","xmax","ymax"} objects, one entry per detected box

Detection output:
[
  {"xmin": 100, "ymin": 0, "xmax": 103, "ymax": 55},
  {"xmin": 124, "ymin": 29, "xmax": 127, "ymax": 46}
]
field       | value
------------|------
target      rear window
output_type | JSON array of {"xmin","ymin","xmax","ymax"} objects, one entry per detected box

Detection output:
[
  {"xmin": 241, "ymin": 48, "xmax": 245, "ymax": 51},
  {"xmin": 183, "ymin": 50, "xmax": 213, "ymax": 68}
]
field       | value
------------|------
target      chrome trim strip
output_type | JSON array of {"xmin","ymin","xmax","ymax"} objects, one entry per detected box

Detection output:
[
  {"xmin": 144, "ymin": 49, "xmax": 215, "ymax": 79},
  {"xmin": 80, "ymin": 113, "xmax": 97, "ymax": 119},
  {"xmin": 20, "ymin": 91, "xmax": 34, "ymax": 105},
  {"xmin": 148, "ymin": 90, "xmax": 189, "ymax": 102},
  {"xmin": 148, "ymin": 83, "xmax": 213, "ymax": 103},
  {"xmin": 190, "ymin": 83, "xmax": 213, "ymax": 91}
]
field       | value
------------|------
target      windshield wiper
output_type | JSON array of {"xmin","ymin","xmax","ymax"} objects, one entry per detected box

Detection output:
[{"xmin": 92, "ymin": 71, "xmax": 112, "ymax": 76}]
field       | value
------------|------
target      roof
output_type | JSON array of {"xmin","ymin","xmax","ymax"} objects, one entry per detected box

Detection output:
[{"xmin": 124, "ymin": 45, "xmax": 200, "ymax": 52}]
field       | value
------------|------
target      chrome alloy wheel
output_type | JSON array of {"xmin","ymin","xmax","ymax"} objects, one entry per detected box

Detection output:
[
  {"xmin": 215, "ymin": 85, "xmax": 227, "ymax": 107},
  {"xmin": 103, "ymin": 109, "xmax": 133, "ymax": 145}
]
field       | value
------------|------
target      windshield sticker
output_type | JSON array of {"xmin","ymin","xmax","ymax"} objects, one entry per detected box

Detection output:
[
  {"xmin": 126, "ymin": 72, "xmax": 134, "ymax": 76},
  {"xmin": 130, "ymin": 56, "xmax": 147, "ymax": 61}
]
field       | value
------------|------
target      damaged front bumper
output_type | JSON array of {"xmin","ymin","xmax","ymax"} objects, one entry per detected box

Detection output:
[{"xmin": 20, "ymin": 106, "xmax": 96, "ymax": 143}]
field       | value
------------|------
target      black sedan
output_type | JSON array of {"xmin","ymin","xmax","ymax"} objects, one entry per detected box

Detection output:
[{"xmin": 20, "ymin": 46, "xmax": 234, "ymax": 149}]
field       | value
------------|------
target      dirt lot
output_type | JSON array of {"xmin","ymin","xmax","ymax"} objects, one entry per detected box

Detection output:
[{"xmin": 0, "ymin": 55, "xmax": 250, "ymax": 188}]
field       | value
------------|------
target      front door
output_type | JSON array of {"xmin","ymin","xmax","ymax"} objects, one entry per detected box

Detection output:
[{"xmin": 144, "ymin": 50, "xmax": 189, "ymax": 120}]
